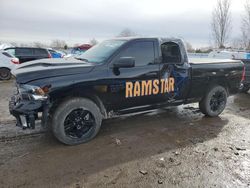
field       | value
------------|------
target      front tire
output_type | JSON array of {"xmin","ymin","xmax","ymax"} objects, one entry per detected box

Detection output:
[
  {"xmin": 199, "ymin": 85, "xmax": 227, "ymax": 117},
  {"xmin": 52, "ymin": 98, "xmax": 102, "ymax": 145},
  {"xmin": 0, "ymin": 68, "xmax": 11, "ymax": 80}
]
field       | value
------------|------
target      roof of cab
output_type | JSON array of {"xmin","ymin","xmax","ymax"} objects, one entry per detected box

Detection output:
[{"xmin": 109, "ymin": 37, "xmax": 183, "ymax": 44}]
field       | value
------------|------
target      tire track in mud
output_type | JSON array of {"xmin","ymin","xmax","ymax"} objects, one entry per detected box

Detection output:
[
  {"xmin": 0, "ymin": 120, "xmax": 47, "ymax": 142},
  {"xmin": 0, "ymin": 131, "xmax": 46, "ymax": 142}
]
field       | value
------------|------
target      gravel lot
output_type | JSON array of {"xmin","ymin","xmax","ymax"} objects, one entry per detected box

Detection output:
[{"xmin": 0, "ymin": 80, "xmax": 249, "ymax": 188}]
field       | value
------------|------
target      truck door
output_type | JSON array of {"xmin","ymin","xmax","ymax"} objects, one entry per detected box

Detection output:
[
  {"xmin": 159, "ymin": 41, "xmax": 190, "ymax": 102},
  {"xmin": 107, "ymin": 39, "xmax": 161, "ymax": 111}
]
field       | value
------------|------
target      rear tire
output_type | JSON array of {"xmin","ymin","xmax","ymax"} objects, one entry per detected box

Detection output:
[
  {"xmin": 199, "ymin": 85, "xmax": 227, "ymax": 117},
  {"xmin": 0, "ymin": 68, "xmax": 11, "ymax": 80},
  {"xmin": 52, "ymin": 98, "xmax": 102, "ymax": 145}
]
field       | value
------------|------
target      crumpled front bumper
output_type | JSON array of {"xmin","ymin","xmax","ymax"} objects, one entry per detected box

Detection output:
[{"xmin": 9, "ymin": 94, "xmax": 49, "ymax": 129}]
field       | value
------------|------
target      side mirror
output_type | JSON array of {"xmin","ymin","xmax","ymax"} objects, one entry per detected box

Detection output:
[{"xmin": 113, "ymin": 57, "xmax": 135, "ymax": 68}]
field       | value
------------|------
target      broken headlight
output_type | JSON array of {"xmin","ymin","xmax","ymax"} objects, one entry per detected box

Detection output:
[{"xmin": 18, "ymin": 84, "xmax": 50, "ymax": 100}]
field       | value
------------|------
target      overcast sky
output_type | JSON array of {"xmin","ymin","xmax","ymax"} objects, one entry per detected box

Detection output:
[{"xmin": 0, "ymin": 0, "xmax": 246, "ymax": 47}]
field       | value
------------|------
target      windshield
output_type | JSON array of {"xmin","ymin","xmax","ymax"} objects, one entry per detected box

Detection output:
[{"xmin": 77, "ymin": 40, "xmax": 126, "ymax": 63}]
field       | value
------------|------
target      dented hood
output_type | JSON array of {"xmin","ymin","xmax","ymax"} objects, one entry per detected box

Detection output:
[{"xmin": 12, "ymin": 57, "xmax": 95, "ymax": 84}]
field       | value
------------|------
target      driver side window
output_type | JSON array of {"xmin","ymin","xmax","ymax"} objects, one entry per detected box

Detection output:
[
  {"xmin": 161, "ymin": 42, "xmax": 182, "ymax": 64},
  {"xmin": 116, "ymin": 41, "xmax": 155, "ymax": 67}
]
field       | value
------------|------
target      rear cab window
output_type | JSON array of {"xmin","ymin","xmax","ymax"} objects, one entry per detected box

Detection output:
[{"xmin": 161, "ymin": 42, "xmax": 182, "ymax": 64}]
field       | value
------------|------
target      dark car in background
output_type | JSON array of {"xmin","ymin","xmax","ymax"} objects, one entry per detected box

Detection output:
[{"xmin": 4, "ymin": 47, "xmax": 51, "ymax": 63}]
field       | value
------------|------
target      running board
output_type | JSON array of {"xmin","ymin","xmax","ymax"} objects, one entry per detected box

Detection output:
[{"xmin": 116, "ymin": 100, "xmax": 184, "ymax": 116}]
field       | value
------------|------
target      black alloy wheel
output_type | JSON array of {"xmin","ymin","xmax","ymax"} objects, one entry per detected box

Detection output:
[
  {"xmin": 209, "ymin": 91, "xmax": 227, "ymax": 112},
  {"xmin": 64, "ymin": 108, "xmax": 95, "ymax": 139},
  {"xmin": 199, "ymin": 85, "xmax": 227, "ymax": 117}
]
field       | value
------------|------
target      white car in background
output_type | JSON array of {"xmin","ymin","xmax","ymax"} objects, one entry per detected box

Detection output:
[{"xmin": 0, "ymin": 51, "xmax": 19, "ymax": 80}]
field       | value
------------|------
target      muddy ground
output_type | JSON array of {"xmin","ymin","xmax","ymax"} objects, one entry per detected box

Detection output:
[{"xmin": 0, "ymin": 80, "xmax": 249, "ymax": 188}]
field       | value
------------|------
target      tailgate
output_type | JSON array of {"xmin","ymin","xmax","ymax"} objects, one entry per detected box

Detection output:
[{"xmin": 241, "ymin": 59, "xmax": 250, "ymax": 83}]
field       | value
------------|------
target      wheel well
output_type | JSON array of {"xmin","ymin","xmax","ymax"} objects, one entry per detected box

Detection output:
[
  {"xmin": 0, "ymin": 67, "xmax": 10, "ymax": 71},
  {"xmin": 49, "ymin": 91, "xmax": 108, "ymax": 119},
  {"xmin": 206, "ymin": 78, "xmax": 230, "ymax": 95},
  {"xmin": 198, "ymin": 78, "xmax": 229, "ymax": 103}
]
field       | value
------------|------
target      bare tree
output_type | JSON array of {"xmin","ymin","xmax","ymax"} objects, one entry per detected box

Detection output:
[
  {"xmin": 211, "ymin": 0, "xmax": 232, "ymax": 48},
  {"xmin": 241, "ymin": 0, "xmax": 250, "ymax": 50},
  {"xmin": 89, "ymin": 38, "xmax": 98, "ymax": 46},
  {"xmin": 117, "ymin": 28, "xmax": 137, "ymax": 37},
  {"xmin": 50, "ymin": 39, "xmax": 67, "ymax": 49}
]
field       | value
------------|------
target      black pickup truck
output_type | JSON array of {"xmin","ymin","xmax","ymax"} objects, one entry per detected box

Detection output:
[{"xmin": 9, "ymin": 37, "xmax": 244, "ymax": 145}]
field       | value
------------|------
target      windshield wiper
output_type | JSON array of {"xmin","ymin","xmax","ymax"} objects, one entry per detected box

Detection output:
[{"xmin": 75, "ymin": 57, "xmax": 89, "ymax": 62}]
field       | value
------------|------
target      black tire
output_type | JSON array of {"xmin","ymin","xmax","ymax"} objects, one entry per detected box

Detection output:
[
  {"xmin": 199, "ymin": 85, "xmax": 227, "ymax": 117},
  {"xmin": 0, "ymin": 68, "xmax": 11, "ymax": 80},
  {"xmin": 52, "ymin": 98, "xmax": 102, "ymax": 145}
]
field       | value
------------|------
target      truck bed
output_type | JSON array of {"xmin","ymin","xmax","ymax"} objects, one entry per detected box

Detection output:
[
  {"xmin": 188, "ymin": 58, "xmax": 244, "ymax": 100},
  {"xmin": 189, "ymin": 58, "xmax": 242, "ymax": 64}
]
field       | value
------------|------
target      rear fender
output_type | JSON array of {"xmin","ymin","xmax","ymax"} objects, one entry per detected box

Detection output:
[{"xmin": 204, "ymin": 76, "xmax": 230, "ymax": 97}]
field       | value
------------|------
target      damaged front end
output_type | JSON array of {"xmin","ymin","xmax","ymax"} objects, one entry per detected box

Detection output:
[{"xmin": 9, "ymin": 83, "xmax": 50, "ymax": 129}]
